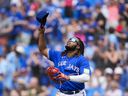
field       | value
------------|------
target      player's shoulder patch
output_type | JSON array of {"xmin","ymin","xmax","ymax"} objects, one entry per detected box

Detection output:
[{"xmin": 84, "ymin": 68, "xmax": 90, "ymax": 74}]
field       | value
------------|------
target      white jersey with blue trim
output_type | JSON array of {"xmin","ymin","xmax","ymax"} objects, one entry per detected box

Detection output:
[{"xmin": 48, "ymin": 49, "xmax": 91, "ymax": 91}]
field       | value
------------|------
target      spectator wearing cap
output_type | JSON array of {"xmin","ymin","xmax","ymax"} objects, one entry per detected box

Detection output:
[
  {"xmin": 113, "ymin": 66, "xmax": 127, "ymax": 90},
  {"xmin": 5, "ymin": 45, "xmax": 26, "ymax": 89},
  {"xmin": 104, "ymin": 67, "xmax": 113, "ymax": 90},
  {"xmin": 10, "ymin": 0, "xmax": 21, "ymax": 7},
  {"xmin": 114, "ymin": 67, "xmax": 123, "ymax": 79}
]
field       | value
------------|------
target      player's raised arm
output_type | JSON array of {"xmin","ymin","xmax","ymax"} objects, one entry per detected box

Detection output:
[
  {"xmin": 38, "ymin": 27, "xmax": 49, "ymax": 58},
  {"xmin": 37, "ymin": 10, "xmax": 49, "ymax": 58}
]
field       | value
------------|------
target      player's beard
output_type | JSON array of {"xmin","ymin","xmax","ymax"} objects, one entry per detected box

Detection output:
[{"xmin": 65, "ymin": 45, "xmax": 77, "ymax": 51}]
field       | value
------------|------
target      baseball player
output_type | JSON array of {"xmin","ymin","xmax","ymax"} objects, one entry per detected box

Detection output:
[{"xmin": 37, "ymin": 11, "xmax": 91, "ymax": 96}]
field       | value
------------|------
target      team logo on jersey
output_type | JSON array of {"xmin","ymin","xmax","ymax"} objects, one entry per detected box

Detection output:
[
  {"xmin": 67, "ymin": 64, "xmax": 79, "ymax": 73},
  {"xmin": 58, "ymin": 61, "xmax": 67, "ymax": 66}
]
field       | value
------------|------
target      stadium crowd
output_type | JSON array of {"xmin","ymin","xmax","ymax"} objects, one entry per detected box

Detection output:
[{"xmin": 0, "ymin": 0, "xmax": 128, "ymax": 96}]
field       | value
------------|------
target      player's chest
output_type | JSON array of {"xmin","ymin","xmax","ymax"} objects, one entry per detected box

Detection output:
[{"xmin": 57, "ymin": 56, "xmax": 80, "ymax": 74}]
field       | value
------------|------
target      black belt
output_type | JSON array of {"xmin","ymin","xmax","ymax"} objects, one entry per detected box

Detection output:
[{"xmin": 60, "ymin": 90, "xmax": 81, "ymax": 94}]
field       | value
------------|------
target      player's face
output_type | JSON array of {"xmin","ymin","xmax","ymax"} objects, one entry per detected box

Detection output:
[{"xmin": 65, "ymin": 37, "xmax": 79, "ymax": 51}]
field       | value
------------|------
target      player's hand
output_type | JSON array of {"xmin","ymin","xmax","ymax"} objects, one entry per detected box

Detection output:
[
  {"xmin": 55, "ymin": 73, "xmax": 70, "ymax": 82},
  {"xmin": 39, "ymin": 27, "xmax": 45, "ymax": 34},
  {"xmin": 46, "ymin": 66, "xmax": 61, "ymax": 82},
  {"xmin": 46, "ymin": 66, "xmax": 69, "ymax": 83}
]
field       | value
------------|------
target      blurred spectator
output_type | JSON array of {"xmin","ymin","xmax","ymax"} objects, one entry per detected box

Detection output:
[
  {"xmin": 118, "ymin": 0, "xmax": 125, "ymax": 14},
  {"xmin": 27, "ymin": 52, "xmax": 48, "ymax": 85},
  {"xmin": 16, "ymin": 10, "xmax": 38, "ymax": 45},
  {"xmin": 116, "ymin": 19, "xmax": 128, "ymax": 43},
  {"xmin": 74, "ymin": 0, "xmax": 91, "ymax": 20},
  {"xmin": 93, "ymin": 36, "xmax": 107, "ymax": 69},
  {"xmin": 15, "ymin": 68, "xmax": 30, "ymax": 89},
  {"xmin": 85, "ymin": 36, "xmax": 97, "ymax": 69},
  {"xmin": 0, "ymin": 54, "xmax": 8, "ymax": 79},
  {"xmin": 105, "ymin": 42, "xmax": 119, "ymax": 70},
  {"xmin": 87, "ymin": 68, "xmax": 105, "ymax": 96},
  {"xmin": 10, "ymin": 89, "xmax": 19, "ymax": 96},
  {"xmin": 105, "ymin": 80, "xmax": 123, "ymax": 96},
  {"xmin": 121, "ymin": 3, "xmax": 128, "ymax": 25},
  {"xmin": 64, "ymin": 0, "xmax": 73, "ymax": 18},
  {"xmin": 107, "ymin": 0, "xmax": 119, "ymax": 28},
  {"xmin": 113, "ymin": 66, "xmax": 125, "ymax": 90},
  {"xmin": 0, "ymin": 55, "xmax": 5, "ymax": 96},
  {"xmin": 0, "ymin": 8, "xmax": 13, "ymax": 45},
  {"xmin": 107, "ymin": 27, "xmax": 118, "ymax": 47},
  {"xmin": 95, "ymin": 5, "xmax": 106, "ymax": 31},
  {"xmin": 118, "ymin": 43, "xmax": 127, "ymax": 65},
  {"xmin": 42, "ymin": 0, "xmax": 56, "ymax": 14},
  {"xmin": 5, "ymin": 45, "xmax": 26, "ymax": 89},
  {"xmin": 104, "ymin": 68, "xmax": 113, "ymax": 89},
  {"xmin": 0, "ymin": 0, "xmax": 128, "ymax": 96}
]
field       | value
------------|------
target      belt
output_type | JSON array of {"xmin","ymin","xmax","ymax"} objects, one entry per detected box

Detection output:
[{"xmin": 60, "ymin": 90, "xmax": 81, "ymax": 94}]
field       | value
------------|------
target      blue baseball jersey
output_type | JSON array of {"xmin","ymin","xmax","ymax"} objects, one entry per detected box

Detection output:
[{"xmin": 48, "ymin": 49, "xmax": 91, "ymax": 91}]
